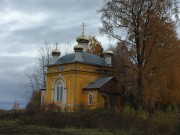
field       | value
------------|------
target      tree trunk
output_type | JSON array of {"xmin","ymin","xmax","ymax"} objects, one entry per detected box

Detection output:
[{"xmin": 137, "ymin": 68, "xmax": 143, "ymax": 109}]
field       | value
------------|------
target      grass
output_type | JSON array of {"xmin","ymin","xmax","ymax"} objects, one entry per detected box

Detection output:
[
  {"xmin": 0, "ymin": 119, "xmax": 148, "ymax": 135},
  {"xmin": 0, "ymin": 120, "xmax": 71, "ymax": 135},
  {"xmin": 63, "ymin": 128, "xmax": 114, "ymax": 135},
  {"xmin": 0, "ymin": 108, "xmax": 180, "ymax": 135},
  {"xmin": 0, "ymin": 120, "xmax": 117, "ymax": 135}
]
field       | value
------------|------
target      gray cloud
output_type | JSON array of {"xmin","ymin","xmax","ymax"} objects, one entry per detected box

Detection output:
[
  {"xmin": 0, "ymin": 0, "xmax": 108, "ymax": 110},
  {"xmin": 0, "ymin": 56, "xmax": 36, "ymax": 109},
  {"xmin": 3, "ymin": 0, "xmax": 103, "ymax": 14}
]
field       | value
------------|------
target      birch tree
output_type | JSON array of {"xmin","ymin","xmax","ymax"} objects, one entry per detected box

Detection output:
[{"xmin": 99, "ymin": 0, "xmax": 179, "ymax": 108}]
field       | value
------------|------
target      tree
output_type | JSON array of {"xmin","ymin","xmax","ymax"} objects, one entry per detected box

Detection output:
[
  {"xmin": 12, "ymin": 102, "xmax": 20, "ymax": 110},
  {"xmin": 111, "ymin": 42, "xmax": 137, "ymax": 107},
  {"xmin": 25, "ymin": 42, "xmax": 72, "ymax": 111},
  {"xmin": 25, "ymin": 42, "xmax": 53, "ymax": 92},
  {"xmin": 36, "ymin": 42, "xmax": 52, "ymax": 89},
  {"xmin": 24, "ymin": 42, "xmax": 53, "ymax": 112},
  {"xmin": 26, "ymin": 91, "xmax": 41, "ymax": 114},
  {"xmin": 99, "ymin": 0, "xmax": 179, "ymax": 108},
  {"xmin": 87, "ymin": 36, "xmax": 103, "ymax": 56},
  {"xmin": 143, "ymin": 42, "xmax": 180, "ymax": 110}
]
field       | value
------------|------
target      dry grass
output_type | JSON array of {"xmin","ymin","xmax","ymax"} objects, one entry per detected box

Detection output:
[
  {"xmin": 0, "ymin": 120, "xmax": 73, "ymax": 135},
  {"xmin": 0, "ymin": 108, "xmax": 180, "ymax": 135}
]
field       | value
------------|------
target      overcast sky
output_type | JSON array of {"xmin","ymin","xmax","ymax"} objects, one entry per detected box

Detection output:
[{"xmin": 0, "ymin": 0, "xmax": 114, "ymax": 110}]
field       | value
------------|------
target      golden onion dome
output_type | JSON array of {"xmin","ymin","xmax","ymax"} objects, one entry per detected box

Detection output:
[
  {"xmin": 106, "ymin": 50, "xmax": 113, "ymax": 56},
  {"xmin": 74, "ymin": 44, "xmax": 83, "ymax": 51},
  {"xmin": 76, "ymin": 35, "xmax": 90, "ymax": 43},
  {"xmin": 52, "ymin": 48, "xmax": 61, "ymax": 56}
]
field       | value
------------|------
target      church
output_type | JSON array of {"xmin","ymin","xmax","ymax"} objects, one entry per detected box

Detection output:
[{"xmin": 41, "ymin": 24, "xmax": 120, "ymax": 111}]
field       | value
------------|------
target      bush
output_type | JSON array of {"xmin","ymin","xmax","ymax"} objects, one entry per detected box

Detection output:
[
  {"xmin": 148, "ymin": 111, "xmax": 179, "ymax": 135},
  {"xmin": 2, "ymin": 106, "xmax": 179, "ymax": 135}
]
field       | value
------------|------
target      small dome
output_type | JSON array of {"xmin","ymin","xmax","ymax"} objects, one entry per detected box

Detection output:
[
  {"xmin": 105, "ymin": 50, "xmax": 113, "ymax": 56},
  {"xmin": 52, "ymin": 48, "xmax": 61, "ymax": 56},
  {"xmin": 76, "ymin": 35, "xmax": 90, "ymax": 43},
  {"xmin": 74, "ymin": 44, "xmax": 83, "ymax": 51}
]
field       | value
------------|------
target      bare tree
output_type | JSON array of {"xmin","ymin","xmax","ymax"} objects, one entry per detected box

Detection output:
[
  {"xmin": 24, "ymin": 42, "xmax": 53, "ymax": 94},
  {"xmin": 12, "ymin": 101, "xmax": 20, "ymax": 110},
  {"xmin": 36, "ymin": 42, "xmax": 52, "ymax": 89}
]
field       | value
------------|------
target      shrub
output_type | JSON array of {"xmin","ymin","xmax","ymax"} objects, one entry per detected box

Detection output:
[{"xmin": 148, "ymin": 111, "xmax": 179, "ymax": 135}]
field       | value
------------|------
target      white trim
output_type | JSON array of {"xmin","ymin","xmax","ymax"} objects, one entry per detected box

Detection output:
[
  {"xmin": 51, "ymin": 74, "xmax": 67, "ymax": 106},
  {"xmin": 63, "ymin": 88, "xmax": 66, "ymax": 105},
  {"xmin": 55, "ymin": 81, "xmax": 64, "ymax": 101},
  {"xmin": 41, "ymin": 94, "xmax": 45, "ymax": 105},
  {"xmin": 52, "ymin": 74, "xmax": 66, "ymax": 88},
  {"xmin": 41, "ymin": 91, "xmax": 46, "ymax": 105},
  {"xmin": 88, "ymin": 92, "xmax": 93, "ymax": 105}
]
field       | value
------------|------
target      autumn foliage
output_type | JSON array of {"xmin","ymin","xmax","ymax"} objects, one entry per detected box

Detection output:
[
  {"xmin": 99, "ymin": 0, "xmax": 180, "ymax": 110},
  {"xmin": 87, "ymin": 36, "xmax": 103, "ymax": 56}
]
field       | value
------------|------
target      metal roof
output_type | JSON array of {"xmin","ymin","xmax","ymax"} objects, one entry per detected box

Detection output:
[
  {"xmin": 85, "ymin": 77, "xmax": 114, "ymax": 89},
  {"xmin": 52, "ymin": 52, "xmax": 107, "ymax": 66}
]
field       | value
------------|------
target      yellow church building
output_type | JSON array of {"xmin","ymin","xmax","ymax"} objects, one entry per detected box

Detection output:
[{"xmin": 41, "ymin": 25, "xmax": 120, "ymax": 111}]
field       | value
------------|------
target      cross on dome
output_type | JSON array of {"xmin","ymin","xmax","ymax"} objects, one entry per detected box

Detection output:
[
  {"xmin": 54, "ymin": 43, "xmax": 57, "ymax": 49},
  {"xmin": 76, "ymin": 22, "xmax": 90, "ymax": 47},
  {"xmin": 81, "ymin": 22, "xmax": 86, "ymax": 35}
]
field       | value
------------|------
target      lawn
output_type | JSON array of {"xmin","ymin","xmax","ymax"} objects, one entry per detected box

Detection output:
[
  {"xmin": 0, "ymin": 120, "xmax": 70, "ymax": 135},
  {"xmin": 0, "ymin": 120, "xmax": 116, "ymax": 135},
  {"xmin": 0, "ymin": 109, "xmax": 180, "ymax": 135}
]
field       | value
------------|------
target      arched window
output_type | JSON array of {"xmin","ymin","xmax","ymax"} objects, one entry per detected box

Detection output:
[
  {"xmin": 88, "ymin": 93, "xmax": 93, "ymax": 105},
  {"xmin": 56, "ymin": 82, "xmax": 63, "ymax": 101},
  {"xmin": 60, "ymin": 85, "xmax": 63, "ymax": 101},
  {"xmin": 56, "ymin": 85, "xmax": 60, "ymax": 101}
]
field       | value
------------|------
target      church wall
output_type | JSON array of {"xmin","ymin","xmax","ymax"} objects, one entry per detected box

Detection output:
[
  {"xmin": 75, "ymin": 73, "xmax": 98, "ymax": 105},
  {"xmin": 45, "ymin": 74, "xmax": 54, "ymax": 104},
  {"xmin": 45, "ymin": 62, "xmax": 114, "ymax": 111},
  {"xmin": 66, "ymin": 63, "xmax": 104, "ymax": 110},
  {"xmin": 83, "ymin": 90, "xmax": 98, "ymax": 109},
  {"xmin": 97, "ymin": 92, "xmax": 106, "ymax": 108},
  {"xmin": 45, "ymin": 71, "xmax": 76, "ymax": 109}
]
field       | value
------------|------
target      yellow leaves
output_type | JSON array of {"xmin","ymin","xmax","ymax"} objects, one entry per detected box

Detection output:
[{"xmin": 87, "ymin": 36, "xmax": 103, "ymax": 56}]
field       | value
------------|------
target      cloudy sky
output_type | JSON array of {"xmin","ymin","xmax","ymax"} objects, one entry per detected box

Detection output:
[{"xmin": 0, "ymin": 0, "xmax": 113, "ymax": 110}]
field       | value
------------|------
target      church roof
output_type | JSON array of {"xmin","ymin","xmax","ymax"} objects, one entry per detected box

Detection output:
[
  {"xmin": 84, "ymin": 77, "xmax": 113, "ymax": 89},
  {"xmin": 52, "ymin": 52, "xmax": 107, "ymax": 66},
  {"xmin": 84, "ymin": 77, "xmax": 120, "ymax": 94}
]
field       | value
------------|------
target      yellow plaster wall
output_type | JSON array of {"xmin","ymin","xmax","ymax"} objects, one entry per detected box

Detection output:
[
  {"xmin": 46, "ymin": 72, "xmax": 75, "ymax": 104},
  {"xmin": 45, "ymin": 62, "xmax": 113, "ymax": 111}
]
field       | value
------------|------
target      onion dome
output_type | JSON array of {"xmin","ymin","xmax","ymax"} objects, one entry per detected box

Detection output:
[
  {"xmin": 74, "ymin": 44, "xmax": 83, "ymax": 52},
  {"xmin": 76, "ymin": 35, "xmax": 90, "ymax": 43},
  {"xmin": 52, "ymin": 48, "xmax": 61, "ymax": 56},
  {"xmin": 106, "ymin": 50, "xmax": 113, "ymax": 56},
  {"xmin": 76, "ymin": 22, "xmax": 90, "ymax": 44}
]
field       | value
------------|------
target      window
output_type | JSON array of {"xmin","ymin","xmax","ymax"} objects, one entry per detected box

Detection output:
[
  {"xmin": 41, "ymin": 95, "xmax": 45, "ymax": 105},
  {"xmin": 60, "ymin": 86, "xmax": 63, "ymax": 101},
  {"xmin": 88, "ymin": 93, "xmax": 93, "ymax": 105},
  {"xmin": 56, "ymin": 82, "xmax": 63, "ymax": 101},
  {"xmin": 56, "ymin": 86, "xmax": 60, "ymax": 101}
]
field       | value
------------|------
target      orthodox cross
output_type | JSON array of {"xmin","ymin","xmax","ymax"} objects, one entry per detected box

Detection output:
[
  {"xmin": 55, "ymin": 43, "xmax": 58, "ymax": 49},
  {"xmin": 81, "ymin": 22, "xmax": 86, "ymax": 35}
]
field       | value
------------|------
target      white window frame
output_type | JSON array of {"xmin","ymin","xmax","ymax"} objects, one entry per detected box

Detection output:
[
  {"xmin": 88, "ymin": 93, "xmax": 93, "ymax": 105},
  {"xmin": 55, "ymin": 82, "xmax": 64, "ymax": 101},
  {"xmin": 41, "ymin": 94, "xmax": 45, "ymax": 105}
]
